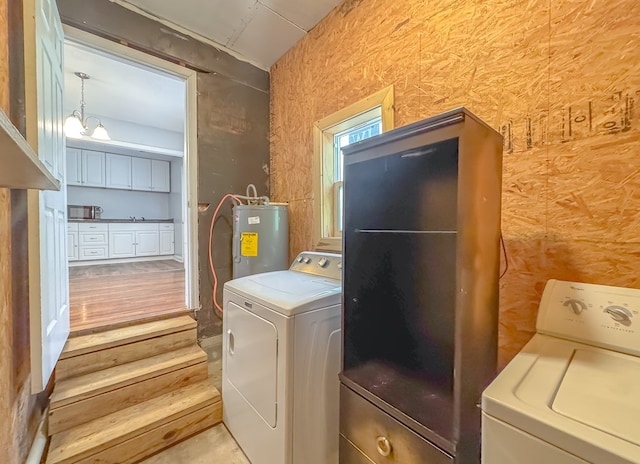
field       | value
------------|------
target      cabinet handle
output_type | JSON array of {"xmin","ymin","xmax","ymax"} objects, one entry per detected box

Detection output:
[{"xmin": 376, "ymin": 436, "xmax": 392, "ymax": 457}]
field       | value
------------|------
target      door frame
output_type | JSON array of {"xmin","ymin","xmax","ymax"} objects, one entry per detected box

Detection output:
[{"xmin": 63, "ymin": 25, "xmax": 200, "ymax": 310}]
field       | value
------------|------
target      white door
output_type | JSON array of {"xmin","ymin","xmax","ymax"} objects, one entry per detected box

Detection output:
[{"xmin": 29, "ymin": 0, "xmax": 69, "ymax": 392}]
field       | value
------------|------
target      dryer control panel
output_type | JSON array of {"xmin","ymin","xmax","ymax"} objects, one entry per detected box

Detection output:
[
  {"xmin": 537, "ymin": 279, "xmax": 640, "ymax": 357},
  {"xmin": 290, "ymin": 251, "xmax": 342, "ymax": 280}
]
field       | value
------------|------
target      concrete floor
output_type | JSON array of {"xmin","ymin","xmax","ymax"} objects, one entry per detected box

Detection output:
[{"xmin": 140, "ymin": 334, "xmax": 250, "ymax": 463}]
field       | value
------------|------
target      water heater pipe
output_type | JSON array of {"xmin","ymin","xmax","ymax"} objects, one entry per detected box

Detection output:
[{"xmin": 208, "ymin": 185, "xmax": 271, "ymax": 315}]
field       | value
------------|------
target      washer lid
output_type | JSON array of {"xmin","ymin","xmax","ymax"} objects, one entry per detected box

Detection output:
[
  {"xmin": 224, "ymin": 270, "xmax": 341, "ymax": 316},
  {"xmin": 552, "ymin": 349, "xmax": 640, "ymax": 446},
  {"xmin": 482, "ymin": 334, "xmax": 640, "ymax": 464}
]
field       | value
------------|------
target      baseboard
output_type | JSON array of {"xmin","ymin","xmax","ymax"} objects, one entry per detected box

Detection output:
[
  {"xmin": 173, "ymin": 255, "xmax": 184, "ymax": 263},
  {"xmin": 69, "ymin": 255, "xmax": 176, "ymax": 267}
]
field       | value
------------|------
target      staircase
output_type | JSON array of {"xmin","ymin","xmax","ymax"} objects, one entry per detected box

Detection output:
[{"xmin": 46, "ymin": 315, "xmax": 221, "ymax": 464}]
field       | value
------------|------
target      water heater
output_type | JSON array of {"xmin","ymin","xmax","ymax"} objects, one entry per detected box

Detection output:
[{"xmin": 232, "ymin": 204, "xmax": 288, "ymax": 279}]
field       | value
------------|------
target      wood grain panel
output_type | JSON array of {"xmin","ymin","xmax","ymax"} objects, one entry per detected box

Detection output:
[
  {"xmin": 69, "ymin": 262, "xmax": 186, "ymax": 334},
  {"xmin": 271, "ymin": 0, "xmax": 640, "ymax": 367},
  {"xmin": 49, "ymin": 362, "xmax": 209, "ymax": 435}
]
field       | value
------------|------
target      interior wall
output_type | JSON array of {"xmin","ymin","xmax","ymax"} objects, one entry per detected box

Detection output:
[
  {"xmin": 57, "ymin": 0, "xmax": 271, "ymax": 338},
  {"xmin": 270, "ymin": 0, "xmax": 640, "ymax": 368},
  {"xmin": 67, "ymin": 186, "xmax": 171, "ymax": 219}
]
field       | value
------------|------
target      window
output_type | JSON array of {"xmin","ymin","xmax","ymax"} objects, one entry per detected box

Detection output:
[{"xmin": 313, "ymin": 86, "xmax": 394, "ymax": 251}]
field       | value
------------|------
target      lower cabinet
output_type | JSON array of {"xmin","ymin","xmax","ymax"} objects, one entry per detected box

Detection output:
[
  {"xmin": 159, "ymin": 224, "xmax": 175, "ymax": 255},
  {"xmin": 67, "ymin": 223, "xmax": 79, "ymax": 261},
  {"xmin": 78, "ymin": 223, "xmax": 109, "ymax": 261},
  {"xmin": 108, "ymin": 223, "xmax": 160, "ymax": 258},
  {"xmin": 68, "ymin": 222, "xmax": 175, "ymax": 262}
]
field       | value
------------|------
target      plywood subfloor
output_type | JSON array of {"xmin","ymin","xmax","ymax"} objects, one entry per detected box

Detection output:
[{"xmin": 69, "ymin": 260, "xmax": 186, "ymax": 335}]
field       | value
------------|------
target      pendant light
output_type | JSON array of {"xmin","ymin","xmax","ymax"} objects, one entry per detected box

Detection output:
[{"xmin": 64, "ymin": 72, "xmax": 111, "ymax": 141}]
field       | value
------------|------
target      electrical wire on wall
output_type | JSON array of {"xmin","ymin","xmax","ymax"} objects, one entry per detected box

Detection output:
[{"xmin": 208, "ymin": 184, "xmax": 270, "ymax": 316}]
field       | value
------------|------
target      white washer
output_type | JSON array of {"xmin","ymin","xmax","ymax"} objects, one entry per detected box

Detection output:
[
  {"xmin": 482, "ymin": 279, "xmax": 640, "ymax": 464},
  {"xmin": 222, "ymin": 251, "xmax": 342, "ymax": 464}
]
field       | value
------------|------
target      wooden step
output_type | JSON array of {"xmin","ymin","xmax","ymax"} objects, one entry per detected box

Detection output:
[
  {"xmin": 62, "ymin": 315, "xmax": 196, "ymax": 358},
  {"xmin": 49, "ymin": 345, "xmax": 208, "ymax": 435},
  {"xmin": 46, "ymin": 381, "xmax": 221, "ymax": 464},
  {"xmin": 56, "ymin": 315, "xmax": 197, "ymax": 380}
]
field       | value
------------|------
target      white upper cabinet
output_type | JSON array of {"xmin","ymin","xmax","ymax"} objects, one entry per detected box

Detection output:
[
  {"xmin": 68, "ymin": 146, "xmax": 171, "ymax": 193},
  {"xmin": 67, "ymin": 148, "xmax": 106, "ymax": 187},
  {"xmin": 151, "ymin": 159, "xmax": 170, "ymax": 192},
  {"xmin": 66, "ymin": 147, "xmax": 82, "ymax": 186},
  {"xmin": 82, "ymin": 150, "xmax": 106, "ymax": 187},
  {"xmin": 106, "ymin": 153, "xmax": 132, "ymax": 190},
  {"xmin": 132, "ymin": 157, "xmax": 152, "ymax": 191}
]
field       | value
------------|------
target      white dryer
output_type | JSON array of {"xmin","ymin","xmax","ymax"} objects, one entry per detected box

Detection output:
[
  {"xmin": 222, "ymin": 251, "xmax": 342, "ymax": 464},
  {"xmin": 482, "ymin": 279, "xmax": 640, "ymax": 464}
]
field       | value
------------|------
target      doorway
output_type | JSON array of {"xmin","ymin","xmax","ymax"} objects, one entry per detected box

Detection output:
[{"xmin": 63, "ymin": 26, "xmax": 199, "ymax": 334}]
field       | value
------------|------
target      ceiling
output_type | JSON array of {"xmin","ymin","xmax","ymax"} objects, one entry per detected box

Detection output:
[
  {"xmin": 64, "ymin": 0, "xmax": 342, "ymax": 139},
  {"xmin": 115, "ymin": 0, "xmax": 344, "ymax": 70},
  {"xmin": 64, "ymin": 40, "xmax": 186, "ymax": 134}
]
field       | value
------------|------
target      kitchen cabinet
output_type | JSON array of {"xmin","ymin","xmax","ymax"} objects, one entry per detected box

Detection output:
[
  {"xmin": 159, "ymin": 223, "xmax": 175, "ymax": 255},
  {"xmin": 131, "ymin": 157, "xmax": 152, "ymax": 191},
  {"xmin": 340, "ymin": 108, "xmax": 503, "ymax": 464},
  {"xmin": 131, "ymin": 158, "xmax": 170, "ymax": 192},
  {"xmin": 68, "ymin": 146, "xmax": 171, "ymax": 193},
  {"xmin": 68, "ymin": 221, "xmax": 175, "ymax": 262},
  {"xmin": 78, "ymin": 223, "xmax": 109, "ymax": 260},
  {"xmin": 105, "ymin": 153, "xmax": 132, "ymax": 189},
  {"xmin": 67, "ymin": 223, "xmax": 79, "ymax": 261},
  {"xmin": 108, "ymin": 223, "xmax": 161, "ymax": 258},
  {"xmin": 151, "ymin": 159, "xmax": 170, "ymax": 192},
  {"xmin": 66, "ymin": 148, "xmax": 106, "ymax": 187}
]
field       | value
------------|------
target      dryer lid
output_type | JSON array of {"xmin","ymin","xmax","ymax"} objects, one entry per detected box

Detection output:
[{"xmin": 224, "ymin": 270, "xmax": 341, "ymax": 316}]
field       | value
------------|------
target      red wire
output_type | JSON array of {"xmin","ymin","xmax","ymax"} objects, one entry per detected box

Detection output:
[{"xmin": 208, "ymin": 193, "xmax": 242, "ymax": 314}]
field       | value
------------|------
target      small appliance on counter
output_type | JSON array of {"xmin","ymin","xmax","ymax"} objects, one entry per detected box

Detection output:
[{"xmin": 68, "ymin": 205, "xmax": 102, "ymax": 220}]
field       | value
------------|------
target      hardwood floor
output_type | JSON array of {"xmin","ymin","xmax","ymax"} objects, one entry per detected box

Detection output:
[{"xmin": 69, "ymin": 260, "xmax": 186, "ymax": 335}]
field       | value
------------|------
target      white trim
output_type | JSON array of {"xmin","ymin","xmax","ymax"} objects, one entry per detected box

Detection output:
[
  {"xmin": 62, "ymin": 26, "xmax": 200, "ymax": 310},
  {"xmin": 24, "ymin": 411, "xmax": 47, "ymax": 464},
  {"xmin": 312, "ymin": 86, "xmax": 394, "ymax": 252}
]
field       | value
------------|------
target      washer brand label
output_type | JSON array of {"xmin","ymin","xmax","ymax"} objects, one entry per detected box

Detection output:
[{"xmin": 241, "ymin": 232, "xmax": 258, "ymax": 257}]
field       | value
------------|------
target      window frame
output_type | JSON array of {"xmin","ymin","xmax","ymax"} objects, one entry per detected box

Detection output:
[{"xmin": 312, "ymin": 86, "xmax": 394, "ymax": 252}]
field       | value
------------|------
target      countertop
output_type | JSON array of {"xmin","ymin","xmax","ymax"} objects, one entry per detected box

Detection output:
[{"xmin": 68, "ymin": 218, "xmax": 174, "ymax": 223}]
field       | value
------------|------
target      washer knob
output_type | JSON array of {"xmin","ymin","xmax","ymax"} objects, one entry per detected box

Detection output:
[
  {"xmin": 563, "ymin": 299, "xmax": 587, "ymax": 315},
  {"xmin": 318, "ymin": 257, "xmax": 328, "ymax": 268},
  {"xmin": 604, "ymin": 305, "xmax": 632, "ymax": 326},
  {"xmin": 303, "ymin": 257, "xmax": 311, "ymax": 264}
]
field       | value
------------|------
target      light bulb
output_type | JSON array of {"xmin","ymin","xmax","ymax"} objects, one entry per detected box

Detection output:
[
  {"xmin": 64, "ymin": 114, "xmax": 84, "ymax": 139},
  {"xmin": 91, "ymin": 123, "xmax": 111, "ymax": 141}
]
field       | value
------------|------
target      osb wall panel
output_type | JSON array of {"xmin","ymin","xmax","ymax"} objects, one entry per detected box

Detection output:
[{"xmin": 270, "ymin": 0, "xmax": 640, "ymax": 368}]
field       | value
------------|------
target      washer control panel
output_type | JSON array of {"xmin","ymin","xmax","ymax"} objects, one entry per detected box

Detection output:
[
  {"xmin": 537, "ymin": 279, "xmax": 640, "ymax": 356},
  {"xmin": 290, "ymin": 251, "xmax": 342, "ymax": 280}
]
